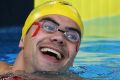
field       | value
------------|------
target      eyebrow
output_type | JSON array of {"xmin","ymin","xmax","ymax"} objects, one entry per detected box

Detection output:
[{"xmin": 40, "ymin": 17, "xmax": 59, "ymax": 26}]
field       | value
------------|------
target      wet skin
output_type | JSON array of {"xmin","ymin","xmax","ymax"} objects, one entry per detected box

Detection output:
[
  {"xmin": 18, "ymin": 14, "xmax": 81, "ymax": 73},
  {"xmin": 0, "ymin": 14, "xmax": 83, "ymax": 79}
]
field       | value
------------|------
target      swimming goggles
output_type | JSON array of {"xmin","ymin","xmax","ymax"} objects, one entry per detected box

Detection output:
[{"xmin": 32, "ymin": 20, "xmax": 81, "ymax": 43}]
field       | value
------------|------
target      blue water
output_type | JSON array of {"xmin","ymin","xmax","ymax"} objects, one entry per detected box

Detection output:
[{"xmin": 0, "ymin": 26, "xmax": 120, "ymax": 80}]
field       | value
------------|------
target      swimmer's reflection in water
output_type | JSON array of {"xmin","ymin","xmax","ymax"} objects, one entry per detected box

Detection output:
[{"xmin": 0, "ymin": 0, "xmax": 84, "ymax": 79}]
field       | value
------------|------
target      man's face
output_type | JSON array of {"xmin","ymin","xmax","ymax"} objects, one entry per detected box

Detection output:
[{"xmin": 20, "ymin": 14, "xmax": 81, "ymax": 72}]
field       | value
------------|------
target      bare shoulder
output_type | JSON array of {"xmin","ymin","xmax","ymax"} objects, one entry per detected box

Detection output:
[{"xmin": 0, "ymin": 61, "xmax": 11, "ymax": 74}]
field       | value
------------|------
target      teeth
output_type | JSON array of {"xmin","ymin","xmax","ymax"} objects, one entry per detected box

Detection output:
[{"xmin": 41, "ymin": 48, "xmax": 62, "ymax": 59}]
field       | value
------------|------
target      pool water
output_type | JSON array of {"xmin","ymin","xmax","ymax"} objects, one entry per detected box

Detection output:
[{"xmin": 0, "ymin": 26, "xmax": 120, "ymax": 80}]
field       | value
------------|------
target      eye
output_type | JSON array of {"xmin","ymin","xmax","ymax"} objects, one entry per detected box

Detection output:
[
  {"xmin": 65, "ymin": 31, "xmax": 80, "ymax": 42},
  {"xmin": 43, "ymin": 25, "xmax": 55, "ymax": 32},
  {"xmin": 42, "ymin": 21, "xmax": 58, "ymax": 32}
]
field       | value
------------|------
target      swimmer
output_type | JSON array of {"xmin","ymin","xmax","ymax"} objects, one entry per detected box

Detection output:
[{"xmin": 0, "ymin": 0, "xmax": 84, "ymax": 79}]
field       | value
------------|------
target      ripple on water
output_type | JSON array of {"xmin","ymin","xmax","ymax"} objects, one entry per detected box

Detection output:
[{"xmin": 80, "ymin": 40, "xmax": 120, "ymax": 54}]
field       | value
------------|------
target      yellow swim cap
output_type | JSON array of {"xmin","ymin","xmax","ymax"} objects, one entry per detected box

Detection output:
[{"xmin": 21, "ymin": 0, "xmax": 84, "ymax": 39}]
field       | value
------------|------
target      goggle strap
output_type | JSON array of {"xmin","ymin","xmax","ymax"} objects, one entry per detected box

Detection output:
[{"xmin": 32, "ymin": 22, "xmax": 41, "ymax": 37}]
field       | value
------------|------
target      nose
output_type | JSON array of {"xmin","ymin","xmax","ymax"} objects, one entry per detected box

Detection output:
[{"xmin": 50, "ymin": 32, "xmax": 66, "ymax": 46}]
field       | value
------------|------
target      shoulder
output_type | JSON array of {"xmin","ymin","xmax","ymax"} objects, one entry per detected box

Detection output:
[{"xmin": 0, "ymin": 61, "xmax": 11, "ymax": 74}]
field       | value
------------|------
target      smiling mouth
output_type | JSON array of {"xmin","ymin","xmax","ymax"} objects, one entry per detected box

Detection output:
[{"xmin": 40, "ymin": 47, "xmax": 64, "ymax": 61}]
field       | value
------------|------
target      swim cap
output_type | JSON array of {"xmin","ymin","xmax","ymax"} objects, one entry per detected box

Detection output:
[{"xmin": 21, "ymin": 0, "xmax": 84, "ymax": 39}]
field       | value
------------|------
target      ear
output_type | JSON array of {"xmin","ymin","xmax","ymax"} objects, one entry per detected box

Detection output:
[{"xmin": 19, "ymin": 38, "xmax": 24, "ymax": 48}]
